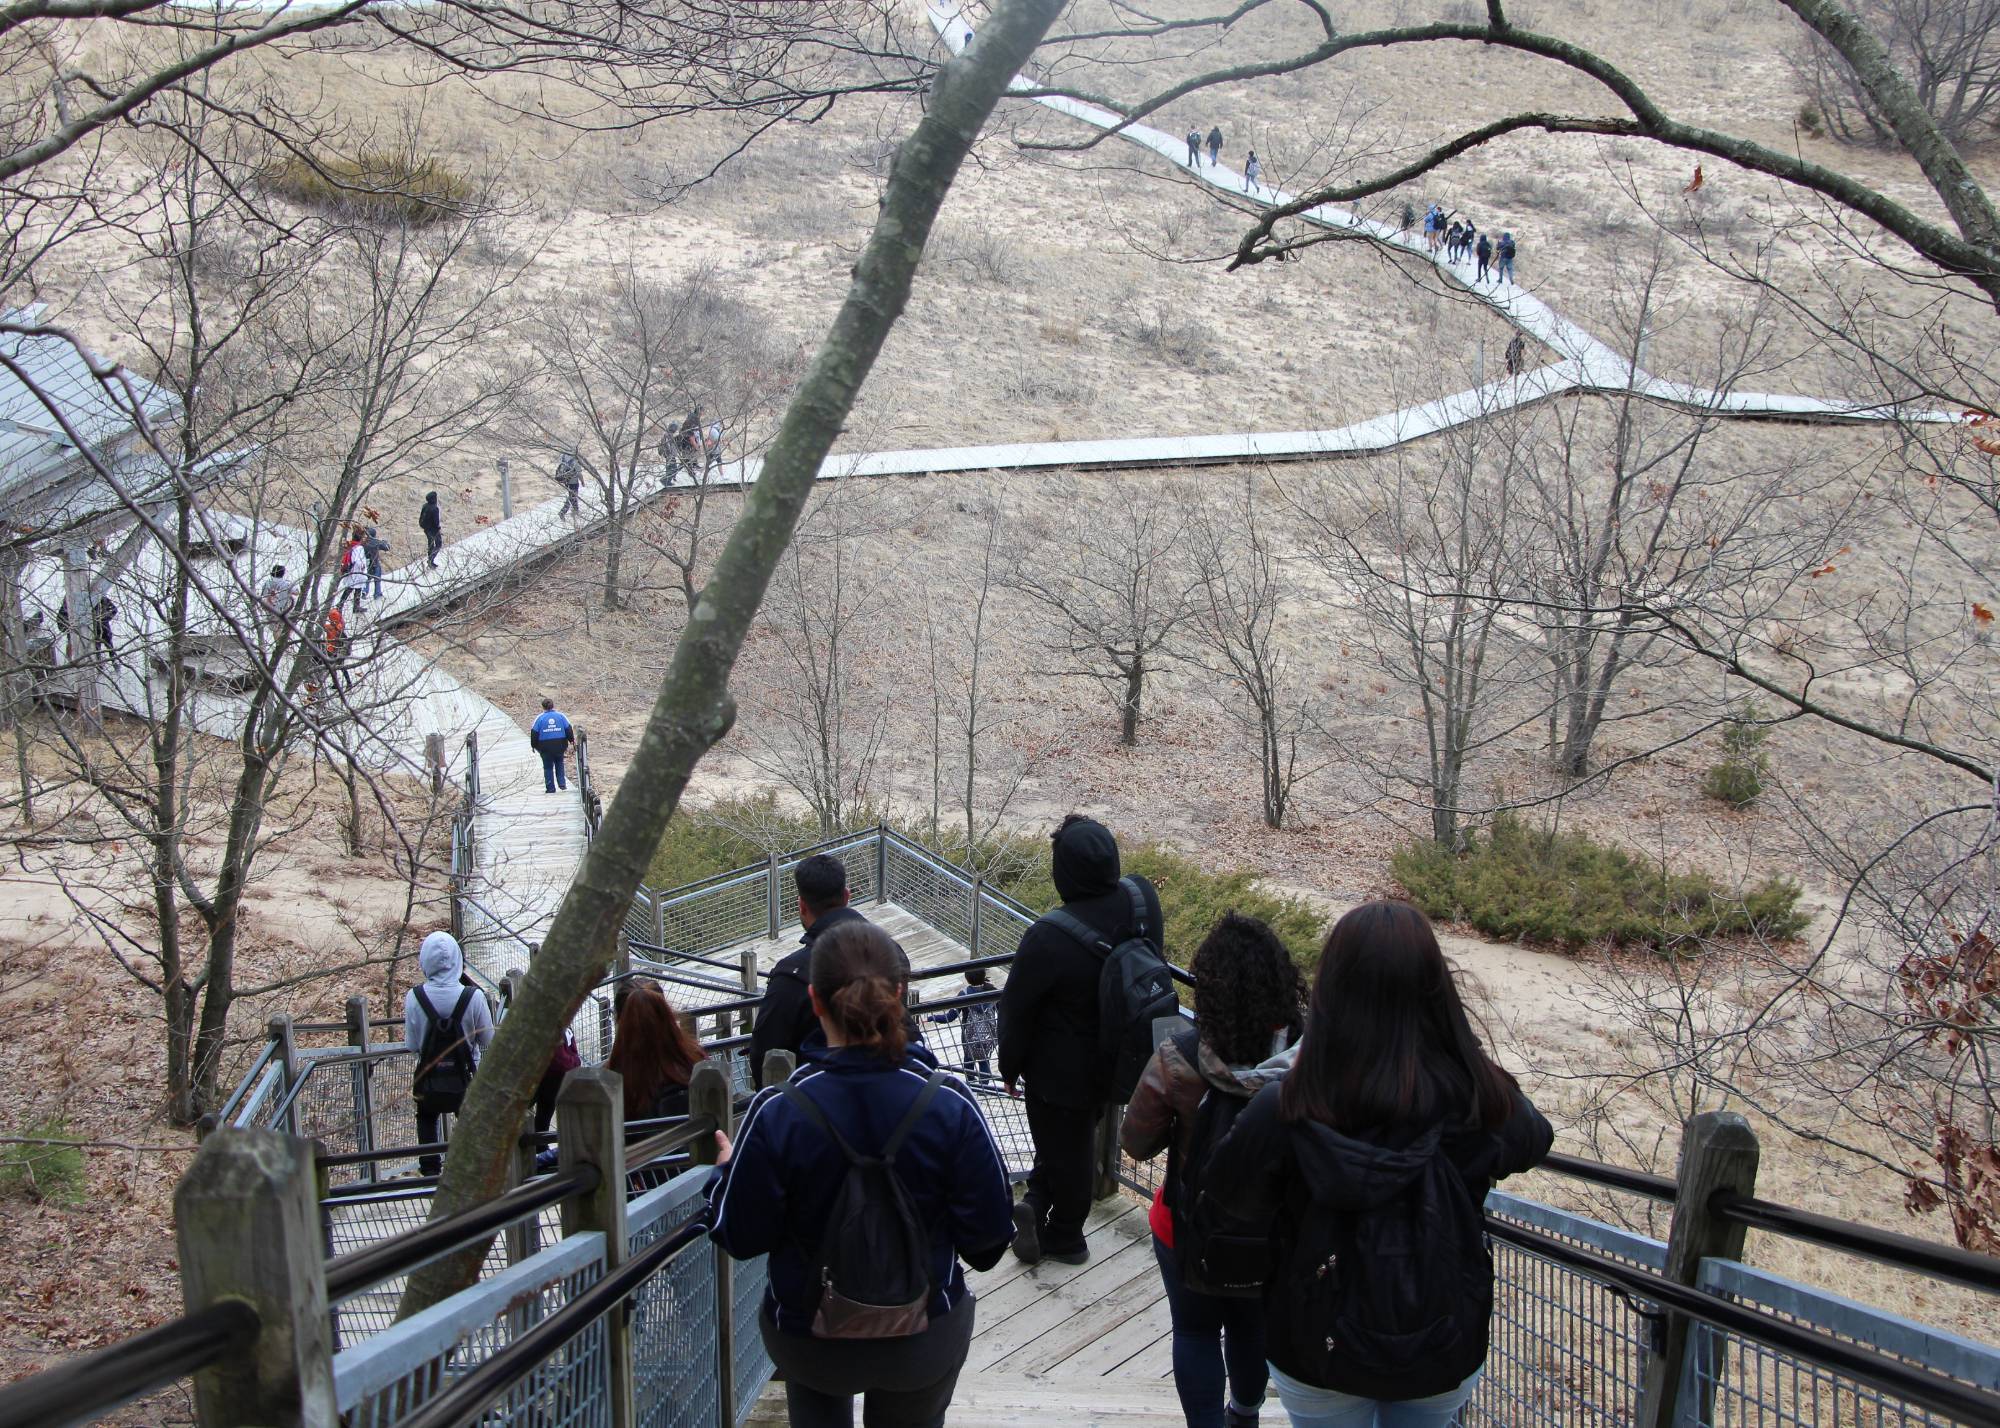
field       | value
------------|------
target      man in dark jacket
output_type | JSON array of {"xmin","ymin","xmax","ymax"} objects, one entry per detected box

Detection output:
[
  {"xmin": 419, "ymin": 492, "xmax": 442, "ymax": 567},
  {"xmin": 999, "ymin": 814, "xmax": 1162, "ymax": 1266},
  {"xmin": 749, "ymin": 853, "xmax": 872, "ymax": 1087}
]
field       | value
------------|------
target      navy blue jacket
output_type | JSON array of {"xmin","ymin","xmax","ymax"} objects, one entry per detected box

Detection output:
[{"xmin": 707, "ymin": 1043, "xmax": 1014, "ymax": 1334}]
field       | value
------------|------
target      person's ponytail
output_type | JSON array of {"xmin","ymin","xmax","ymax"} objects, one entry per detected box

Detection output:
[{"xmin": 810, "ymin": 922, "xmax": 912, "ymax": 1061}]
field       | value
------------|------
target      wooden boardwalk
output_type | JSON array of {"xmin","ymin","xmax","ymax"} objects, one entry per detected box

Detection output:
[{"xmin": 747, "ymin": 1198, "xmax": 1183, "ymax": 1426}]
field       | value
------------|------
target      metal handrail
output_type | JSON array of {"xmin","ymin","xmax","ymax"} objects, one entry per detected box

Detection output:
[
  {"xmin": 213, "ymin": 1036, "xmax": 280, "ymax": 1124},
  {"xmin": 393, "ymin": 1211, "xmax": 714, "ymax": 1428},
  {"xmin": 620, "ymin": 960, "xmax": 746, "ymax": 997},
  {"xmin": 1483, "ymin": 1215, "xmax": 2000, "ymax": 1425},
  {"xmin": 1542, "ymin": 1151, "xmax": 1677, "ymax": 1202},
  {"xmin": 624, "ymin": 1112, "xmax": 719, "ymax": 1174},
  {"xmin": 624, "ymin": 940, "xmax": 751, "ymax": 975},
  {"xmin": 323, "ymin": 1165, "xmax": 602, "ymax": 1302},
  {"xmin": 1714, "ymin": 1190, "xmax": 2000, "ymax": 1297},
  {"xmin": 0, "ymin": 1299, "xmax": 258, "ymax": 1428}
]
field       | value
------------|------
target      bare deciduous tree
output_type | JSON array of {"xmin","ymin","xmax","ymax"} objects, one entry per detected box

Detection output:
[{"xmin": 1791, "ymin": 0, "xmax": 2000, "ymax": 144}]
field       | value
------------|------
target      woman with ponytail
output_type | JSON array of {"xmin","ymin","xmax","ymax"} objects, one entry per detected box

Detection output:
[
  {"xmin": 708, "ymin": 921, "xmax": 1015, "ymax": 1428},
  {"xmin": 1200, "ymin": 901, "xmax": 1551, "ymax": 1428}
]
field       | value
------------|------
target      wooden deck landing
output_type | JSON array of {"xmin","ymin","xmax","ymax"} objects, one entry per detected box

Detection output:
[
  {"xmin": 726, "ymin": 903, "xmax": 977, "ymax": 980},
  {"xmin": 748, "ymin": 1197, "xmax": 1181, "ymax": 1425}
]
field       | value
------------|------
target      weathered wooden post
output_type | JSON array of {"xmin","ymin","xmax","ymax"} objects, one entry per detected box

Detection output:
[
  {"xmin": 268, "ymin": 1014, "xmax": 300, "ymax": 1136},
  {"xmin": 1092, "ymin": 1104, "xmax": 1124, "ymax": 1201},
  {"xmin": 175, "ymin": 1130, "xmax": 340, "ymax": 1426},
  {"xmin": 343, "ymin": 997, "xmax": 375, "ymax": 1184},
  {"xmin": 761, "ymin": 1049, "xmax": 796, "ymax": 1087},
  {"xmin": 497, "ymin": 458, "xmax": 512, "ymax": 520},
  {"xmin": 689, "ymin": 1061, "xmax": 737, "ymax": 1425},
  {"xmin": 1637, "ymin": 1111, "xmax": 1761, "ymax": 1428},
  {"xmin": 557, "ymin": 1069, "xmax": 632, "ymax": 1428},
  {"xmin": 740, "ymin": 948, "xmax": 760, "ymax": 1037},
  {"xmin": 503, "ymin": 1111, "xmax": 537, "ymax": 1267}
]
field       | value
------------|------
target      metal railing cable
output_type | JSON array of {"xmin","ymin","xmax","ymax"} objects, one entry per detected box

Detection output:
[
  {"xmin": 323, "ymin": 1164, "xmax": 602, "ymax": 1302},
  {"xmin": 1713, "ymin": 1190, "xmax": 2000, "ymax": 1296},
  {"xmin": 392, "ymin": 1212, "xmax": 714, "ymax": 1428},
  {"xmin": 624, "ymin": 940, "xmax": 755, "ymax": 975},
  {"xmin": 0, "ymin": 1299, "xmax": 258, "ymax": 1428},
  {"xmin": 1540, "ymin": 1151, "xmax": 1677, "ymax": 1202},
  {"xmin": 1482, "ymin": 1215, "xmax": 2000, "ymax": 1425}
]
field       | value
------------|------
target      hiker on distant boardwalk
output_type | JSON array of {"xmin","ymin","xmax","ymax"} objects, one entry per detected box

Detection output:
[
  {"xmin": 1243, "ymin": 150, "xmax": 1262, "ymax": 195},
  {"xmin": 999, "ymin": 815, "xmax": 1165, "ymax": 1268},
  {"xmin": 1476, "ymin": 230, "xmax": 1494, "ymax": 281},
  {"xmin": 404, "ymin": 930, "xmax": 494, "ymax": 1177},
  {"xmin": 323, "ymin": 604, "xmax": 351, "ymax": 693},
  {"xmin": 362, "ymin": 527, "xmax": 390, "ymax": 601},
  {"xmin": 1444, "ymin": 219, "xmax": 1463, "ymax": 261},
  {"xmin": 702, "ymin": 418, "xmax": 724, "ymax": 478},
  {"xmin": 658, "ymin": 422, "xmax": 683, "ymax": 482},
  {"xmin": 339, "ymin": 530, "xmax": 368, "ymax": 614},
  {"xmin": 1505, "ymin": 332, "xmax": 1527, "ymax": 376},
  {"xmin": 555, "ymin": 449, "xmax": 582, "ymax": 518},
  {"xmin": 419, "ymin": 492, "xmax": 442, "ymax": 567},
  {"xmin": 676, "ymin": 409, "xmax": 702, "ymax": 478},
  {"xmin": 530, "ymin": 695, "xmax": 574, "ymax": 794},
  {"xmin": 1401, "ymin": 202, "xmax": 1416, "ymax": 234},
  {"xmin": 1497, "ymin": 230, "xmax": 1517, "ymax": 284},
  {"xmin": 749, "ymin": 852, "xmax": 877, "ymax": 1087},
  {"xmin": 1187, "ymin": 129, "xmax": 1202, "ymax": 167},
  {"xmin": 1123, "ymin": 913, "xmax": 1305, "ymax": 1428},
  {"xmin": 260, "ymin": 565, "xmax": 296, "ymax": 620},
  {"xmin": 1207, "ymin": 125, "xmax": 1223, "ymax": 166},
  {"xmin": 1425, "ymin": 204, "xmax": 1444, "ymax": 253}
]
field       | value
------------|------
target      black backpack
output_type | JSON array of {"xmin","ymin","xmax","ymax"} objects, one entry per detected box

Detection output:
[
  {"xmin": 1272, "ymin": 1129, "xmax": 1494, "ymax": 1398},
  {"xmin": 1046, "ymin": 878, "xmax": 1180, "ymax": 1103},
  {"xmin": 777, "ymin": 1070, "xmax": 946, "ymax": 1339},
  {"xmin": 412, "ymin": 986, "xmax": 477, "ymax": 1102},
  {"xmin": 1165, "ymin": 1026, "xmax": 1269, "ymax": 1299}
]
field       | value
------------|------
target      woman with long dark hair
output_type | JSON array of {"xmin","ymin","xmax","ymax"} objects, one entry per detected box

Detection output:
[
  {"xmin": 708, "ymin": 921, "xmax": 1014, "ymax": 1428},
  {"xmin": 1203, "ymin": 901, "xmax": 1551, "ymax": 1428},
  {"xmin": 1122, "ymin": 913, "xmax": 1305, "ymax": 1428},
  {"xmin": 606, "ymin": 983, "xmax": 706, "ymax": 1121}
]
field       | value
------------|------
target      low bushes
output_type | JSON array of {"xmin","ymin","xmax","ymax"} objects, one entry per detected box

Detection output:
[
  {"xmin": 1392, "ymin": 814, "xmax": 1808, "ymax": 954},
  {"xmin": 1703, "ymin": 702, "xmax": 1772, "ymax": 808},
  {"xmin": 0, "ymin": 1117, "xmax": 87, "ymax": 1205},
  {"xmin": 262, "ymin": 151, "xmax": 472, "ymax": 225}
]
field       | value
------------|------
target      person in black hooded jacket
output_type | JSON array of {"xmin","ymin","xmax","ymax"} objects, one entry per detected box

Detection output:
[
  {"xmin": 998, "ymin": 814, "xmax": 1162, "ymax": 1266},
  {"xmin": 749, "ymin": 853, "xmax": 874, "ymax": 1088},
  {"xmin": 1201, "ymin": 901, "xmax": 1551, "ymax": 1428}
]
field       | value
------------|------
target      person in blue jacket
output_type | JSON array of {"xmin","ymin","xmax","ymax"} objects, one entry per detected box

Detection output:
[
  {"xmin": 708, "ymin": 920, "xmax": 1015, "ymax": 1428},
  {"xmin": 529, "ymin": 697, "xmax": 574, "ymax": 793}
]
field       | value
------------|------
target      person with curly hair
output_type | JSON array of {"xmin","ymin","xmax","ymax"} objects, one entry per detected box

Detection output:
[{"xmin": 1122, "ymin": 913, "xmax": 1306, "ymax": 1428}]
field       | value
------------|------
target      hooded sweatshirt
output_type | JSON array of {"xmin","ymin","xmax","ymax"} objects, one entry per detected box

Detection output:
[
  {"xmin": 403, "ymin": 931, "xmax": 496, "ymax": 1068},
  {"xmin": 1203, "ymin": 1075, "xmax": 1551, "ymax": 1395},
  {"xmin": 1122, "ymin": 1028, "xmax": 1298, "ymax": 1246},
  {"xmin": 997, "ymin": 817, "xmax": 1162, "ymax": 1108}
]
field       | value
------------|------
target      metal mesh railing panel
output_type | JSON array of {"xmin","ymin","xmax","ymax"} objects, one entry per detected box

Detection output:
[
  {"xmin": 1692, "ymin": 1259, "xmax": 2000, "ymax": 1428},
  {"xmin": 1461, "ymin": 1198, "xmax": 1663, "ymax": 1428},
  {"xmin": 624, "ymin": 887, "xmax": 657, "ymax": 945},
  {"xmin": 659, "ymin": 870, "xmax": 770, "ymax": 957},
  {"xmin": 884, "ymin": 841, "xmax": 977, "ymax": 948},
  {"xmin": 337, "ymin": 1238, "xmax": 604, "ymax": 1427},
  {"xmin": 730, "ymin": 1251, "xmax": 773, "ymax": 1423},
  {"xmin": 775, "ymin": 833, "xmax": 883, "ymax": 937},
  {"xmin": 629, "ymin": 1179, "xmax": 723, "ymax": 1428}
]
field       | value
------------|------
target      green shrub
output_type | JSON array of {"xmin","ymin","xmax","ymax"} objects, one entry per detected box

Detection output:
[
  {"xmin": 0, "ymin": 1117, "xmax": 87, "ymax": 1206},
  {"xmin": 1392, "ymin": 814, "xmax": 1808, "ymax": 954},
  {"xmin": 646, "ymin": 796, "xmax": 1326, "ymax": 969},
  {"xmin": 1703, "ymin": 702, "xmax": 1772, "ymax": 808},
  {"xmin": 262, "ymin": 151, "xmax": 472, "ymax": 226}
]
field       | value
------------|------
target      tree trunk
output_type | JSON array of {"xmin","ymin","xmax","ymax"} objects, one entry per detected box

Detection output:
[
  {"xmin": 1119, "ymin": 657, "xmax": 1142, "ymax": 746},
  {"xmin": 396, "ymin": 0, "xmax": 1068, "ymax": 1319}
]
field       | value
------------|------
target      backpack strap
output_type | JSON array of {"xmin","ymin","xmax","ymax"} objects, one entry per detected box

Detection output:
[
  {"xmin": 414, "ymin": 985, "xmax": 472, "ymax": 1034},
  {"xmin": 1121, "ymin": 876, "xmax": 1152, "ymax": 943},
  {"xmin": 1043, "ymin": 907, "xmax": 1111, "ymax": 956},
  {"xmin": 778, "ymin": 1069, "xmax": 947, "ymax": 1166}
]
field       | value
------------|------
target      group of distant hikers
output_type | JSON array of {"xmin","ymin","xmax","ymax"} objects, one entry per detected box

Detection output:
[
  {"xmin": 402, "ymin": 814, "xmax": 1551, "ymax": 1428},
  {"xmin": 1409, "ymin": 203, "xmax": 1518, "ymax": 286}
]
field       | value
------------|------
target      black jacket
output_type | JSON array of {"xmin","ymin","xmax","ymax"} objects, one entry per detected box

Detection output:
[
  {"xmin": 708, "ymin": 1042, "xmax": 1014, "ymax": 1334},
  {"xmin": 419, "ymin": 499, "xmax": 441, "ymax": 534},
  {"xmin": 749, "ymin": 905, "xmax": 870, "ymax": 1088},
  {"xmin": 998, "ymin": 870, "xmax": 1162, "ymax": 1109},
  {"xmin": 1203, "ymin": 1079, "xmax": 1552, "ymax": 1395}
]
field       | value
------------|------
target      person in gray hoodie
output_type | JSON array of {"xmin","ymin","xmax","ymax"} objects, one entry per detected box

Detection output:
[
  {"xmin": 403, "ymin": 930, "xmax": 496, "ymax": 1174},
  {"xmin": 1122, "ymin": 914, "xmax": 1305, "ymax": 1428}
]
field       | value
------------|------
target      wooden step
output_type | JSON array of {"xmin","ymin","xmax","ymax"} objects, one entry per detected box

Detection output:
[{"xmin": 743, "ymin": 1375, "xmax": 1184, "ymax": 1426}]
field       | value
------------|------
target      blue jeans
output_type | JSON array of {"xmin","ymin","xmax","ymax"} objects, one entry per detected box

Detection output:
[
  {"xmin": 1497, "ymin": 256, "xmax": 1514, "ymax": 283},
  {"xmin": 1268, "ymin": 1364, "xmax": 1478, "ymax": 1428},
  {"xmin": 1154, "ymin": 1237, "xmax": 1268, "ymax": 1428},
  {"xmin": 539, "ymin": 747, "xmax": 567, "ymax": 792}
]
